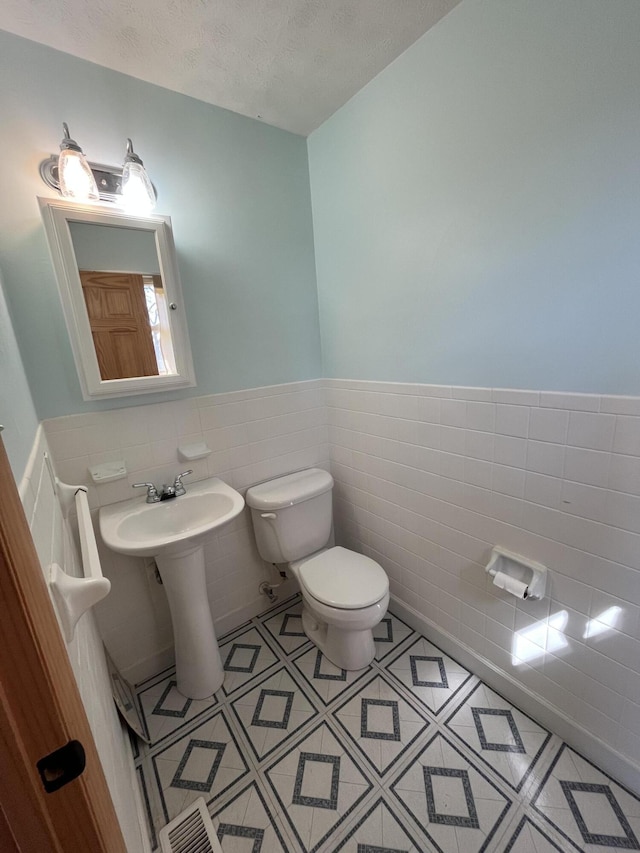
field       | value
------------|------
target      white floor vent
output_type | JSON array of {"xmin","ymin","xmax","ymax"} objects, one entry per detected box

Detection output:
[{"xmin": 158, "ymin": 798, "xmax": 222, "ymax": 853}]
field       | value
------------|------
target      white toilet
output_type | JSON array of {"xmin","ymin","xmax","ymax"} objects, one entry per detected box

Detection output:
[{"xmin": 246, "ymin": 468, "xmax": 389, "ymax": 671}]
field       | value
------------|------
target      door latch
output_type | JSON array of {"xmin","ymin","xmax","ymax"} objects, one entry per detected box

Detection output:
[{"xmin": 37, "ymin": 740, "xmax": 86, "ymax": 793}]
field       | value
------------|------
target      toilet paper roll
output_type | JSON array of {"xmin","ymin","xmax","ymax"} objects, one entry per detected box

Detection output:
[{"xmin": 492, "ymin": 571, "xmax": 529, "ymax": 599}]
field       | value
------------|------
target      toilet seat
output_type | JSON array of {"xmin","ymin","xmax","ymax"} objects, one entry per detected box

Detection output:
[{"xmin": 298, "ymin": 546, "xmax": 389, "ymax": 610}]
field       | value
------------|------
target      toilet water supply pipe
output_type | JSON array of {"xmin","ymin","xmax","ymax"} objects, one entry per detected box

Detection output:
[{"xmin": 258, "ymin": 512, "xmax": 288, "ymax": 602}]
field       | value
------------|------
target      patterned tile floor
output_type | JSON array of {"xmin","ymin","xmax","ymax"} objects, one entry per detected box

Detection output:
[{"xmin": 133, "ymin": 594, "xmax": 640, "ymax": 852}]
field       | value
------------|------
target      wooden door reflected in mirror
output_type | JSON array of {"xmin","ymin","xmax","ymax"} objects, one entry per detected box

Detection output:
[{"xmin": 79, "ymin": 271, "xmax": 177, "ymax": 380}]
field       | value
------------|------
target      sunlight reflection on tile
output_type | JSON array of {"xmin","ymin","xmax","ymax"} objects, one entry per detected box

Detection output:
[
  {"xmin": 583, "ymin": 606, "xmax": 622, "ymax": 640},
  {"xmin": 512, "ymin": 611, "xmax": 568, "ymax": 666}
]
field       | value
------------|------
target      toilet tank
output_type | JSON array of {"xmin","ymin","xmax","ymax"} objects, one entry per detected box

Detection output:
[{"xmin": 246, "ymin": 468, "xmax": 333, "ymax": 563}]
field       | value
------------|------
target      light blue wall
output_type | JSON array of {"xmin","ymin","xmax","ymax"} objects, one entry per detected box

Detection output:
[
  {"xmin": 0, "ymin": 269, "xmax": 39, "ymax": 478},
  {"xmin": 4, "ymin": 0, "xmax": 640, "ymax": 430},
  {"xmin": 0, "ymin": 31, "xmax": 321, "ymax": 419},
  {"xmin": 308, "ymin": 0, "xmax": 640, "ymax": 394}
]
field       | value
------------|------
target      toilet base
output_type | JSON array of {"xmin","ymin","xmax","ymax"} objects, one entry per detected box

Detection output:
[{"xmin": 301, "ymin": 605, "xmax": 376, "ymax": 671}]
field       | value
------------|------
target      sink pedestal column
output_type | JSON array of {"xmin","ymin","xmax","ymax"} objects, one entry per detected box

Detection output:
[{"xmin": 156, "ymin": 544, "xmax": 223, "ymax": 699}]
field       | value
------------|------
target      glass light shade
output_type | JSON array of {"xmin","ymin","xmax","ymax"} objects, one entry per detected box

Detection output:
[
  {"xmin": 121, "ymin": 161, "xmax": 156, "ymax": 214},
  {"xmin": 58, "ymin": 148, "xmax": 99, "ymax": 201}
]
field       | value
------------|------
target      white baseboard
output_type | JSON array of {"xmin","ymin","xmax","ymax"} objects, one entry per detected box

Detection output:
[
  {"xmin": 213, "ymin": 579, "xmax": 298, "ymax": 637},
  {"xmin": 122, "ymin": 722, "xmax": 153, "ymax": 853},
  {"xmin": 123, "ymin": 644, "xmax": 175, "ymax": 686},
  {"xmin": 390, "ymin": 595, "xmax": 640, "ymax": 796},
  {"xmin": 121, "ymin": 580, "xmax": 299, "ymax": 685}
]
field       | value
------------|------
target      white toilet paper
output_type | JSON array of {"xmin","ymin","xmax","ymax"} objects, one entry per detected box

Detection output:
[{"xmin": 492, "ymin": 571, "xmax": 529, "ymax": 599}]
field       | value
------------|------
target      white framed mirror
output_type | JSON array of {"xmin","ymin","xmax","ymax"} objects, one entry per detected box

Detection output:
[{"xmin": 39, "ymin": 198, "xmax": 196, "ymax": 400}]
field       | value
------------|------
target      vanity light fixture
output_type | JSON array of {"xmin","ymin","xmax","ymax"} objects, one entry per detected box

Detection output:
[
  {"xmin": 39, "ymin": 124, "xmax": 158, "ymax": 208},
  {"xmin": 56, "ymin": 123, "xmax": 99, "ymax": 202},
  {"xmin": 121, "ymin": 138, "xmax": 156, "ymax": 214}
]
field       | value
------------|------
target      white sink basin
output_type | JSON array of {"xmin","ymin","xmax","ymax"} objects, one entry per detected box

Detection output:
[
  {"xmin": 100, "ymin": 477, "xmax": 244, "ymax": 557},
  {"xmin": 99, "ymin": 477, "xmax": 245, "ymax": 699}
]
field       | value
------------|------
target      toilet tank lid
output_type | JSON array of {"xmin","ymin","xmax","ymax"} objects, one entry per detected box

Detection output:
[{"xmin": 246, "ymin": 468, "xmax": 333, "ymax": 510}]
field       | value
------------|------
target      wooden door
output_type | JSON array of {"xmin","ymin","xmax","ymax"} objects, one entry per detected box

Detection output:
[
  {"xmin": 80, "ymin": 270, "xmax": 159, "ymax": 380},
  {"xmin": 0, "ymin": 436, "xmax": 126, "ymax": 852}
]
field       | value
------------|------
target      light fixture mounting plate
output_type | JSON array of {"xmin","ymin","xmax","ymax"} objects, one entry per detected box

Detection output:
[{"xmin": 39, "ymin": 155, "xmax": 156, "ymax": 204}]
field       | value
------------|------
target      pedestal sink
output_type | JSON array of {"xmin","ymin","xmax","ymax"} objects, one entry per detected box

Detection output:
[{"xmin": 100, "ymin": 478, "xmax": 244, "ymax": 699}]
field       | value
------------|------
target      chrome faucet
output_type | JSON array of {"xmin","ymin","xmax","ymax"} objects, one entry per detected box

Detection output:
[
  {"xmin": 132, "ymin": 469, "xmax": 193, "ymax": 503},
  {"xmin": 173, "ymin": 469, "xmax": 193, "ymax": 497},
  {"xmin": 132, "ymin": 482, "xmax": 160, "ymax": 503}
]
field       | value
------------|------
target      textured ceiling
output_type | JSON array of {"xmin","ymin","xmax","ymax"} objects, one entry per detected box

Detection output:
[{"xmin": 0, "ymin": 0, "xmax": 461, "ymax": 135}]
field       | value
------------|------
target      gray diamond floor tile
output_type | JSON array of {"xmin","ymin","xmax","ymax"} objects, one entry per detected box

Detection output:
[
  {"xmin": 260, "ymin": 594, "xmax": 313, "ymax": 657},
  {"xmin": 231, "ymin": 664, "xmax": 320, "ymax": 763},
  {"xmin": 148, "ymin": 708, "xmax": 251, "ymax": 830},
  {"xmin": 219, "ymin": 625, "xmax": 280, "ymax": 696},
  {"xmin": 133, "ymin": 601, "xmax": 640, "ymax": 853},
  {"xmin": 373, "ymin": 612, "xmax": 417, "ymax": 662},
  {"xmin": 390, "ymin": 731, "xmax": 513, "ymax": 853},
  {"xmin": 292, "ymin": 645, "xmax": 372, "ymax": 707},
  {"xmin": 444, "ymin": 682, "xmax": 551, "ymax": 793},
  {"xmin": 331, "ymin": 671, "xmax": 431, "ymax": 778},
  {"xmin": 138, "ymin": 670, "xmax": 221, "ymax": 748},
  {"xmin": 264, "ymin": 719, "xmax": 375, "ymax": 852},
  {"xmin": 384, "ymin": 635, "xmax": 474, "ymax": 716},
  {"xmin": 530, "ymin": 743, "xmax": 640, "ymax": 852}
]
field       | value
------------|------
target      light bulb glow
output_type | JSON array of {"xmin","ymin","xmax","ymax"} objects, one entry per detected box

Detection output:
[
  {"xmin": 58, "ymin": 149, "xmax": 99, "ymax": 201},
  {"xmin": 121, "ymin": 161, "xmax": 156, "ymax": 214}
]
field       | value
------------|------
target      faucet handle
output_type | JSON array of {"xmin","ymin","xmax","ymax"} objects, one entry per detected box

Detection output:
[
  {"xmin": 173, "ymin": 469, "xmax": 193, "ymax": 496},
  {"xmin": 132, "ymin": 482, "xmax": 160, "ymax": 503}
]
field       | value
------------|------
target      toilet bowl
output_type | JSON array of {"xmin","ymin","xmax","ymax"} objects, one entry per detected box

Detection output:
[
  {"xmin": 291, "ymin": 546, "xmax": 390, "ymax": 670},
  {"xmin": 246, "ymin": 469, "xmax": 389, "ymax": 671}
]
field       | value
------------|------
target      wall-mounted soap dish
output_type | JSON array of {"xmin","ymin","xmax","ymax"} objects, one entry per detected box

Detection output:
[
  {"xmin": 178, "ymin": 442, "xmax": 211, "ymax": 462},
  {"xmin": 89, "ymin": 460, "xmax": 127, "ymax": 483}
]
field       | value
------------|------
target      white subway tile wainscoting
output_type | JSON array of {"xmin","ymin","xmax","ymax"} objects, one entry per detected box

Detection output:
[
  {"xmin": 326, "ymin": 379, "xmax": 640, "ymax": 793},
  {"xmin": 39, "ymin": 377, "xmax": 640, "ymax": 845},
  {"xmin": 18, "ymin": 426, "xmax": 149, "ymax": 852},
  {"xmin": 44, "ymin": 380, "xmax": 329, "ymax": 683}
]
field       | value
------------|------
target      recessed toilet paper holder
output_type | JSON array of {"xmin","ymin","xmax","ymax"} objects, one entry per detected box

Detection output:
[{"xmin": 485, "ymin": 546, "xmax": 547, "ymax": 601}]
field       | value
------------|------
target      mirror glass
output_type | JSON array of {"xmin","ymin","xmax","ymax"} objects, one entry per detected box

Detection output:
[
  {"xmin": 39, "ymin": 199, "xmax": 195, "ymax": 399},
  {"xmin": 68, "ymin": 222, "xmax": 177, "ymax": 381}
]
